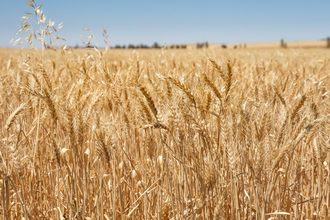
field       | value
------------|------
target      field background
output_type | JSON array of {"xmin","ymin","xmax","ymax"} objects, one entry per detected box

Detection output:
[
  {"xmin": 169, "ymin": 40, "xmax": 329, "ymax": 50},
  {"xmin": 0, "ymin": 47, "xmax": 330, "ymax": 219}
]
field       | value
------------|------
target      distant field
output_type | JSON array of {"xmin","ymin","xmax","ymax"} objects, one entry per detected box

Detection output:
[
  {"xmin": 207, "ymin": 40, "xmax": 329, "ymax": 49},
  {"xmin": 0, "ymin": 47, "xmax": 329, "ymax": 219}
]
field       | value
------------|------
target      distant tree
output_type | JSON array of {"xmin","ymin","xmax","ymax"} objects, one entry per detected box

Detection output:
[
  {"xmin": 85, "ymin": 44, "xmax": 95, "ymax": 49},
  {"xmin": 233, "ymin": 45, "xmax": 237, "ymax": 49},
  {"xmin": 221, "ymin": 44, "xmax": 227, "ymax": 49},
  {"xmin": 196, "ymin": 42, "xmax": 208, "ymax": 49},
  {"xmin": 152, "ymin": 42, "xmax": 161, "ymax": 49},
  {"xmin": 280, "ymin": 39, "xmax": 287, "ymax": 48},
  {"xmin": 327, "ymin": 37, "xmax": 330, "ymax": 48}
]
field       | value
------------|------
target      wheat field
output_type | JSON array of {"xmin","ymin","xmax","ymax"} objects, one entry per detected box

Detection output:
[{"xmin": 0, "ymin": 47, "xmax": 329, "ymax": 219}]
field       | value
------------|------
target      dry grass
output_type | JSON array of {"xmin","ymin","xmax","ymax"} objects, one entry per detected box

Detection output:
[{"xmin": 0, "ymin": 47, "xmax": 330, "ymax": 219}]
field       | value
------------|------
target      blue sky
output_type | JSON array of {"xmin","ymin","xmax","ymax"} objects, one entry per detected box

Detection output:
[{"xmin": 0, "ymin": 0, "xmax": 329, "ymax": 47}]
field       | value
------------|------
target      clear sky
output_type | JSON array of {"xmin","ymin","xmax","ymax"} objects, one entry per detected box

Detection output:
[{"xmin": 0, "ymin": 0, "xmax": 329, "ymax": 47}]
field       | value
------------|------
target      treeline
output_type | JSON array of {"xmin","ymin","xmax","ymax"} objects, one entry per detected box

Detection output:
[
  {"xmin": 70, "ymin": 42, "xmax": 187, "ymax": 49},
  {"xmin": 111, "ymin": 42, "xmax": 189, "ymax": 49},
  {"xmin": 113, "ymin": 42, "xmax": 187, "ymax": 49},
  {"xmin": 52, "ymin": 37, "xmax": 330, "ymax": 50},
  {"xmin": 70, "ymin": 42, "xmax": 211, "ymax": 49}
]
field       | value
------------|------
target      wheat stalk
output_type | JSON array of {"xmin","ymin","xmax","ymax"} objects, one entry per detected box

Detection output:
[{"xmin": 5, "ymin": 103, "xmax": 26, "ymax": 130}]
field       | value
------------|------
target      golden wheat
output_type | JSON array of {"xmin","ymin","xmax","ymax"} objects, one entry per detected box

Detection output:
[{"xmin": 0, "ymin": 47, "xmax": 329, "ymax": 219}]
